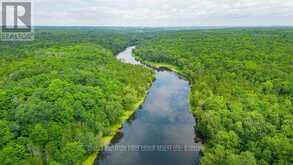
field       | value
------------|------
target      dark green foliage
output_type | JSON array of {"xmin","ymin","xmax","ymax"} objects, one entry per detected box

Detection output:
[
  {"xmin": 135, "ymin": 28, "xmax": 293, "ymax": 165},
  {"xmin": 0, "ymin": 30, "xmax": 154, "ymax": 164}
]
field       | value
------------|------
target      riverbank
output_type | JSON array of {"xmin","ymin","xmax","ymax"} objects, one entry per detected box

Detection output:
[
  {"xmin": 83, "ymin": 77, "xmax": 154, "ymax": 165},
  {"xmin": 91, "ymin": 46, "xmax": 201, "ymax": 165},
  {"xmin": 132, "ymin": 53, "xmax": 182, "ymax": 74},
  {"xmin": 133, "ymin": 50, "xmax": 202, "ymax": 144}
]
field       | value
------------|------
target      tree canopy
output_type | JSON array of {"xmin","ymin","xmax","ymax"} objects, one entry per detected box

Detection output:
[
  {"xmin": 0, "ymin": 29, "xmax": 154, "ymax": 164},
  {"xmin": 135, "ymin": 28, "xmax": 293, "ymax": 165}
]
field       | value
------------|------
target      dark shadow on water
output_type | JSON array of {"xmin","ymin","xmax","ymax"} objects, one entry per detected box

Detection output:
[{"xmin": 95, "ymin": 47, "xmax": 201, "ymax": 165}]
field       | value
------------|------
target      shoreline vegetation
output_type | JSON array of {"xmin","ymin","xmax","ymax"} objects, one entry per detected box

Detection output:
[
  {"xmin": 83, "ymin": 50, "xmax": 155, "ymax": 165},
  {"xmin": 83, "ymin": 91, "xmax": 150, "ymax": 165},
  {"xmin": 133, "ymin": 49, "xmax": 200, "ymax": 131},
  {"xmin": 133, "ymin": 49, "xmax": 204, "ymax": 149},
  {"xmin": 133, "ymin": 50, "xmax": 197, "ymax": 121},
  {"xmin": 0, "ymin": 33, "xmax": 155, "ymax": 165},
  {"xmin": 1, "ymin": 28, "xmax": 292, "ymax": 165},
  {"xmin": 133, "ymin": 29, "xmax": 293, "ymax": 165},
  {"xmin": 86, "ymin": 47, "xmax": 197, "ymax": 165},
  {"xmin": 132, "ymin": 52, "xmax": 184, "ymax": 76}
]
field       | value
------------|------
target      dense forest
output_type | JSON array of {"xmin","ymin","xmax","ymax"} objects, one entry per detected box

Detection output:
[
  {"xmin": 1, "ymin": 27, "xmax": 292, "ymax": 165},
  {"xmin": 135, "ymin": 28, "xmax": 293, "ymax": 165},
  {"xmin": 0, "ymin": 29, "xmax": 154, "ymax": 164}
]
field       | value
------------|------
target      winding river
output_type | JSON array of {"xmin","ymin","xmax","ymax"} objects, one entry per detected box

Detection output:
[{"xmin": 94, "ymin": 47, "xmax": 200, "ymax": 165}]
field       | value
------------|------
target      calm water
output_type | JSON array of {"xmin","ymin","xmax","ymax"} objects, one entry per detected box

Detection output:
[{"xmin": 95, "ymin": 47, "xmax": 200, "ymax": 165}]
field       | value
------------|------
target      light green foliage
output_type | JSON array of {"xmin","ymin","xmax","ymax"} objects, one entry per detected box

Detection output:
[
  {"xmin": 0, "ymin": 29, "xmax": 154, "ymax": 164},
  {"xmin": 135, "ymin": 28, "xmax": 293, "ymax": 164},
  {"xmin": 60, "ymin": 142, "xmax": 85, "ymax": 165},
  {"xmin": 201, "ymin": 145, "xmax": 257, "ymax": 165}
]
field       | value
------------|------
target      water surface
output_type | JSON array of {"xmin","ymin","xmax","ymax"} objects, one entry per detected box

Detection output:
[{"xmin": 95, "ymin": 47, "xmax": 200, "ymax": 165}]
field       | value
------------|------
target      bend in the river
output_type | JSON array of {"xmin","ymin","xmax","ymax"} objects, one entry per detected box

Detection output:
[{"xmin": 95, "ymin": 46, "xmax": 201, "ymax": 165}]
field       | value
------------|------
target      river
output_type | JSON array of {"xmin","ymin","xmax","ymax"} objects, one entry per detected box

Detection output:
[{"xmin": 94, "ymin": 46, "xmax": 201, "ymax": 165}]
